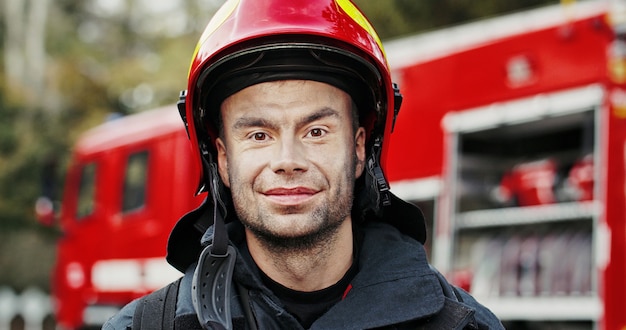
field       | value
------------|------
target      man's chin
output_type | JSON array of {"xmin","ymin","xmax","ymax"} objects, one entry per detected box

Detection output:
[{"xmin": 248, "ymin": 222, "xmax": 342, "ymax": 253}]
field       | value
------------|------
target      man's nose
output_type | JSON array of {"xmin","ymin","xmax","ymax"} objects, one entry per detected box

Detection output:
[{"xmin": 269, "ymin": 137, "xmax": 308, "ymax": 174}]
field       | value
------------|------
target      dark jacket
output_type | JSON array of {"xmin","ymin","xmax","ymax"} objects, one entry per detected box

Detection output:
[{"xmin": 104, "ymin": 219, "xmax": 503, "ymax": 329}]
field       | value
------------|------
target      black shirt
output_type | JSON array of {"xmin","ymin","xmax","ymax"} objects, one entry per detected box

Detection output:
[{"xmin": 260, "ymin": 260, "xmax": 359, "ymax": 329}]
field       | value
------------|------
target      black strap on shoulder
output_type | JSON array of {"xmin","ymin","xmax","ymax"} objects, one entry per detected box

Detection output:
[{"xmin": 132, "ymin": 277, "xmax": 182, "ymax": 329}]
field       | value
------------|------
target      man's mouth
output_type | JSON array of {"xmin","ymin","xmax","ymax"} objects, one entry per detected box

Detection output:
[{"xmin": 262, "ymin": 187, "xmax": 319, "ymax": 205}]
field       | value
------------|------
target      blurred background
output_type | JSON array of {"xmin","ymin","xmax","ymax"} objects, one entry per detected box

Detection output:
[{"xmin": 0, "ymin": 0, "xmax": 563, "ymax": 329}]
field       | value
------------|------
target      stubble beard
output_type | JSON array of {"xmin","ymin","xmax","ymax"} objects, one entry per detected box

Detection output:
[
  {"xmin": 246, "ymin": 205, "xmax": 349, "ymax": 255},
  {"xmin": 232, "ymin": 158, "xmax": 357, "ymax": 255}
]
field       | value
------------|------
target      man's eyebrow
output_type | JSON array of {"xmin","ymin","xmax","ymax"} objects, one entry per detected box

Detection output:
[
  {"xmin": 232, "ymin": 117, "xmax": 276, "ymax": 131},
  {"xmin": 231, "ymin": 107, "xmax": 340, "ymax": 130},
  {"xmin": 299, "ymin": 107, "xmax": 340, "ymax": 126}
]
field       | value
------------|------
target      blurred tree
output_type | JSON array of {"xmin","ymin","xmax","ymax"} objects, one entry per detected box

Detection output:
[
  {"xmin": 3, "ymin": 0, "xmax": 50, "ymax": 107},
  {"xmin": 0, "ymin": 76, "xmax": 61, "ymax": 290}
]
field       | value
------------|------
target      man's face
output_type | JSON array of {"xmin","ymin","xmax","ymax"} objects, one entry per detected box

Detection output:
[{"xmin": 215, "ymin": 80, "xmax": 366, "ymax": 248}]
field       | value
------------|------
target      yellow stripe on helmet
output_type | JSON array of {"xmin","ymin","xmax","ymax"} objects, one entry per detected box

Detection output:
[
  {"xmin": 189, "ymin": 0, "xmax": 241, "ymax": 75},
  {"xmin": 335, "ymin": 0, "xmax": 386, "ymax": 59}
]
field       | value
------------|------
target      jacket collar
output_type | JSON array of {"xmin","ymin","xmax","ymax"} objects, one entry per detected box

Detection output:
[
  {"xmin": 312, "ymin": 222, "xmax": 445, "ymax": 329},
  {"xmin": 226, "ymin": 220, "xmax": 448, "ymax": 329}
]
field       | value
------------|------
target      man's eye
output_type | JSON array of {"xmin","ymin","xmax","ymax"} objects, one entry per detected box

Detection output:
[
  {"xmin": 309, "ymin": 128, "xmax": 324, "ymax": 137},
  {"xmin": 253, "ymin": 132, "xmax": 267, "ymax": 141}
]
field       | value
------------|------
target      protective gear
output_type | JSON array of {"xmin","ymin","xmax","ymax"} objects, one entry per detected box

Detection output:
[{"xmin": 177, "ymin": 0, "xmax": 402, "ymax": 215}]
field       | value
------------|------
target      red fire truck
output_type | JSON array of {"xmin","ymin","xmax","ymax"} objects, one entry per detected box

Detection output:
[
  {"xmin": 48, "ymin": 106, "xmax": 204, "ymax": 328},
  {"xmin": 47, "ymin": 1, "xmax": 626, "ymax": 329}
]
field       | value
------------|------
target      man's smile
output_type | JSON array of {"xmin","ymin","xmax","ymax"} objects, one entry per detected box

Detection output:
[{"xmin": 262, "ymin": 187, "xmax": 320, "ymax": 206}]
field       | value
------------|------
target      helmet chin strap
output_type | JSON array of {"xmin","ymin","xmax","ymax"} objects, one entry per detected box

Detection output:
[
  {"xmin": 391, "ymin": 83, "xmax": 402, "ymax": 133},
  {"xmin": 177, "ymin": 90, "xmax": 191, "ymax": 139},
  {"xmin": 178, "ymin": 91, "xmax": 237, "ymax": 329},
  {"xmin": 191, "ymin": 153, "xmax": 237, "ymax": 330},
  {"xmin": 364, "ymin": 136, "xmax": 391, "ymax": 215},
  {"xmin": 361, "ymin": 82, "xmax": 401, "ymax": 215}
]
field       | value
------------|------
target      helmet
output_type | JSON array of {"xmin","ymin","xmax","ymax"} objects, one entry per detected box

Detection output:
[
  {"xmin": 177, "ymin": 0, "xmax": 402, "ymax": 214},
  {"xmin": 169, "ymin": 3, "xmax": 425, "ymax": 324}
]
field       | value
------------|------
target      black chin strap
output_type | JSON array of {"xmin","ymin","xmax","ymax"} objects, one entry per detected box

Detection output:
[
  {"xmin": 206, "ymin": 156, "xmax": 229, "ymax": 255},
  {"xmin": 178, "ymin": 90, "xmax": 238, "ymax": 329},
  {"xmin": 191, "ymin": 155, "xmax": 237, "ymax": 330},
  {"xmin": 364, "ymin": 136, "xmax": 391, "ymax": 215}
]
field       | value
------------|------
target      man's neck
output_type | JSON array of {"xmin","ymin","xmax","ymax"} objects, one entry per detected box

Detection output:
[{"xmin": 246, "ymin": 219, "xmax": 354, "ymax": 292}]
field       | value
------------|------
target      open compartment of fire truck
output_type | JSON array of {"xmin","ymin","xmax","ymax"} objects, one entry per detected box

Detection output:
[{"xmin": 440, "ymin": 85, "xmax": 604, "ymax": 328}]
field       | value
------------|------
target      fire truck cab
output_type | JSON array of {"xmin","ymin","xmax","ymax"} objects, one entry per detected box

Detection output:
[{"xmin": 51, "ymin": 106, "xmax": 203, "ymax": 329}]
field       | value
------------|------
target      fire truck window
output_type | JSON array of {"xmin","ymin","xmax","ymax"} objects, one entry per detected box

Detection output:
[
  {"xmin": 123, "ymin": 151, "xmax": 149, "ymax": 212},
  {"xmin": 77, "ymin": 163, "xmax": 96, "ymax": 219}
]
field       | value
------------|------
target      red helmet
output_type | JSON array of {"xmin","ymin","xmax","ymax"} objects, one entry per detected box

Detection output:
[{"xmin": 177, "ymin": 0, "xmax": 402, "ymax": 209}]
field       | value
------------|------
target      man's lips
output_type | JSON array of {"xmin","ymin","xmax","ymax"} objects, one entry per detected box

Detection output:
[{"xmin": 262, "ymin": 187, "xmax": 319, "ymax": 205}]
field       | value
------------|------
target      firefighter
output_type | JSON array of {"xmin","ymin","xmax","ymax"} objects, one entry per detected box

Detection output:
[{"xmin": 105, "ymin": 0, "xmax": 503, "ymax": 328}]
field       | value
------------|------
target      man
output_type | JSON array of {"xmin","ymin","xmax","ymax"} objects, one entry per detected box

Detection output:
[{"xmin": 105, "ymin": 0, "xmax": 504, "ymax": 328}]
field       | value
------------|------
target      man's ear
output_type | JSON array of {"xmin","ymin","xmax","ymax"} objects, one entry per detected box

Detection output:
[
  {"xmin": 355, "ymin": 127, "xmax": 366, "ymax": 178},
  {"xmin": 215, "ymin": 138, "xmax": 230, "ymax": 188}
]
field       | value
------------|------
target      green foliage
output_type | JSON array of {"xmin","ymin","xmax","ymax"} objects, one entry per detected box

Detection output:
[
  {"xmin": 0, "ymin": 102, "xmax": 18, "ymax": 156},
  {"xmin": 0, "ymin": 89, "xmax": 65, "ymax": 214},
  {"xmin": 0, "ymin": 80, "xmax": 62, "ymax": 290}
]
